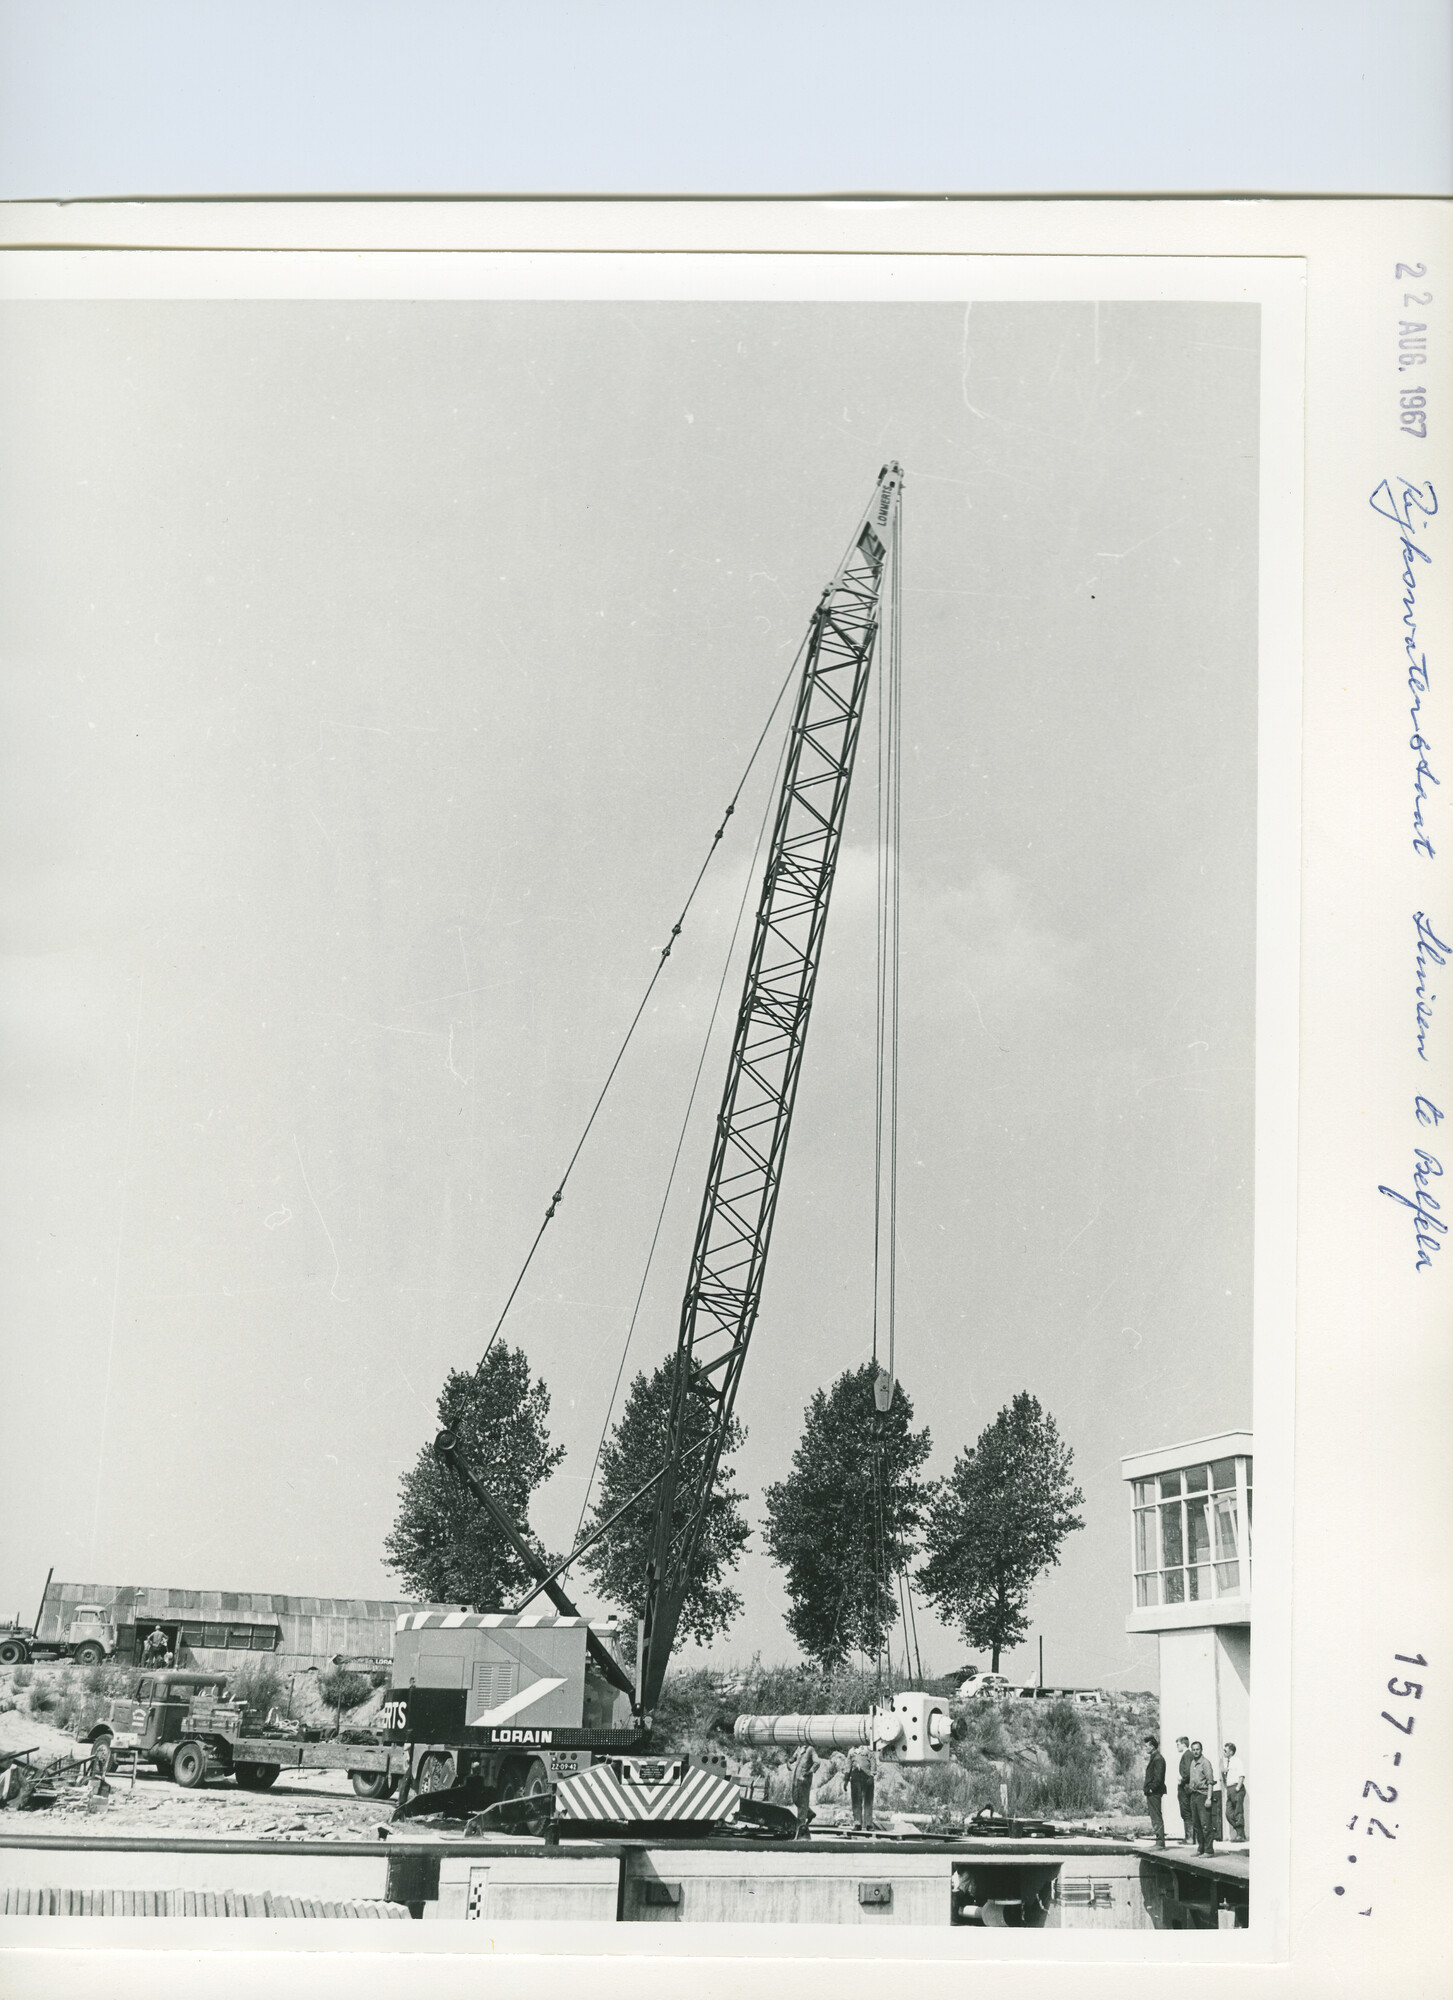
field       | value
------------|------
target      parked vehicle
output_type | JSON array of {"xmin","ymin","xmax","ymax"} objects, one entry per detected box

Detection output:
[
  {"xmin": 80, "ymin": 1670, "xmax": 229, "ymax": 1778},
  {"xmin": 969, "ymin": 1674, "xmax": 1013, "ymax": 1699},
  {"xmin": 0, "ymin": 1604, "xmax": 116, "ymax": 1668},
  {"xmin": 0, "ymin": 1568, "xmax": 117, "ymax": 1667},
  {"xmin": 79, "ymin": 1668, "xmax": 403, "ymax": 1796}
]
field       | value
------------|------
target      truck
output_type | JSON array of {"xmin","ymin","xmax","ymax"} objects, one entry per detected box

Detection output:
[
  {"xmin": 80, "ymin": 1668, "xmax": 407, "ymax": 1796},
  {"xmin": 0, "ymin": 1582, "xmax": 116, "ymax": 1667}
]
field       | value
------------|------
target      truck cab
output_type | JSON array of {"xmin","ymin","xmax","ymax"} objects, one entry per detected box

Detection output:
[
  {"xmin": 64, "ymin": 1605, "xmax": 117, "ymax": 1665},
  {"xmin": 86, "ymin": 1670, "xmax": 229, "ymax": 1769}
]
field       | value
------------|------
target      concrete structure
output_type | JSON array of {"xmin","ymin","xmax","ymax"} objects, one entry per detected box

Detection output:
[
  {"xmin": 1122, "ymin": 1432, "xmax": 1252, "ymax": 1793},
  {"xmin": 35, "ymin": 1581, "xmax": 441, "ymax": 1674},
  {"xmin": 0, "ymin": 1833, "xmax": 1248, "ymax": 1928}
]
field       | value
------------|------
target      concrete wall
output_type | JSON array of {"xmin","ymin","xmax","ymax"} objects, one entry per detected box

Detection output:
[
  {"xmin": 1045, "ymin": 1853, "xmax": 1158, "ymax": 1929},
  {"xmin": 1216, "ymin": 1626, "xmax": 1251, "ymax": 1763},
  {"xmin": 1158, "ymin": 1625, "xmax": 1220, "ymax": 1755},
  {"xmin": 623, "ymin": 1848, "xmax": 953, "ymax": 1924},
  {"xmin": 431, "ymin": 1854, "xmax": 619, "ymax": 1922},
  {"xmin": 1158, "ymin": 1624, "xmax": 1248, "ymax": 1754},
  {"xmin": 0, "ymin": 1846, "xmax": 389, "ymax": 1900}
]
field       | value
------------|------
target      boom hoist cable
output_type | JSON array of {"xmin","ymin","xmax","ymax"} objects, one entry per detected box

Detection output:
[
  {"xmin": 637, "ymin": 463, "xmax": 906, "ymax": 1715},
  {"xmin": 477, "ymin": 630, "xmax": 811, "ymax": 1367}
]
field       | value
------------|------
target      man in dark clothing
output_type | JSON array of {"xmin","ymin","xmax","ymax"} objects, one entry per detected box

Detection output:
[
  {"xmin": 1175, "ymin": 1736, "xmax": 1193, "ymax": 1843},
  {"xmin": 789, "ymin": 1743, "xmax": 819, "ymax": 1835},
  {"xmin": 1186, "ymin": 1740, "xmax": 1216, "ymax": 1855},
  {"xmin": 1142, "ymin": 1735, "xmax": 1167, "ymax": 1847},
  {"xmin": 847, "ymin": 1741, "xmax": 877, "ymax": 1832}
]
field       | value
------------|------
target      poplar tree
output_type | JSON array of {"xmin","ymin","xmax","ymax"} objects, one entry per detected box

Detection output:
[
  {"xmin": 578, "ymin": 1353, "xmax": 750, "ymax": 1652},
  {"xmin": 762, "ymin": 1363, "xmax": 931, "ymax": 1669},
  {"xmin": 383, "ymin": 1342, "xmax": 564, "ymax": 1608},
  {"xmin": 916, "ymin": 1393, "xmax": 1085, "ymax": 1672}
]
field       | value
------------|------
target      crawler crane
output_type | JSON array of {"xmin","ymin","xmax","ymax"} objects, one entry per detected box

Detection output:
[{"xmin": 388, "ymin": 462, "xmax": 948, "ymax": 1835}]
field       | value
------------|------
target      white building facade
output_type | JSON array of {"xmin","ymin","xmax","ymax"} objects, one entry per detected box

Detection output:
[{"xmin": 1122, "ymin": 1432, "xmax": 1251, "ymax": 1770}]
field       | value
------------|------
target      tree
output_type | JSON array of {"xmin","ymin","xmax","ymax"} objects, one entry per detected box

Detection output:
[
  {"xmin": 916, "ymin": 1392, "xmax": 1085, "ymax": 1672},
  {"xmin": 762, "ymin": 1363, "xmax": 932, "ymax": 1669},
  {"xmin": 579, "ymin": 1353, "xmax": 750, "ymax": 1652},
  {"xmin": 383, "ymin": 1341, "xmax": 564, "ymax": 1608}
]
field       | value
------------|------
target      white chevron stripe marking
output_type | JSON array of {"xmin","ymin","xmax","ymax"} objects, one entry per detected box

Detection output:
[{"xmin": 467, "ymin": 1677, "xmax": 567, "ymax": 1727}]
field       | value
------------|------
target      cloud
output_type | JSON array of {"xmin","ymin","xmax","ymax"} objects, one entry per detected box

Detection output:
[{"xmin": 621, "ymin": 841, "xmax": 1082, "ymax": 1060}]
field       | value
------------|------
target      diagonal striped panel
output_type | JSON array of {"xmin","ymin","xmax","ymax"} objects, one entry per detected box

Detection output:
[{"xmin": 553, "ymin": 1764, "xmax": 742, "ymax": 1825}]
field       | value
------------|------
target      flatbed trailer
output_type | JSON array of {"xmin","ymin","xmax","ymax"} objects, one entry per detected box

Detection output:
[{"xmin": 224, "ymin": 1739, "xmax": 407, "ymax": 1779}]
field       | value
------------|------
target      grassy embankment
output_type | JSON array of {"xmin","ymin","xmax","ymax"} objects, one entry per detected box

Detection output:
[{"xmin": 655, "ymin": 1662, "xmax": 1159, "ymax": 1831}]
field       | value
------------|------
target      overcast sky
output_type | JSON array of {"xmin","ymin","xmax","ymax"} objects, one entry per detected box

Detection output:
[{"xmin": 0, "ymin": 298, "xmax": 1257, "ymax": 1689}]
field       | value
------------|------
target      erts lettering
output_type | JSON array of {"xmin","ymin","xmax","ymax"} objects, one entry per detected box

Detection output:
[{"xmin": 378, "ymin": 1699, "xmax": 410, "ymax": 1732}]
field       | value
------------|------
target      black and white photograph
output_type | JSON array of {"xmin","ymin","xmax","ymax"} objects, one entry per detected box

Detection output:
[{"xmin": 0, "ymin": 246, "xmax": 1313, "ymax": 1958}]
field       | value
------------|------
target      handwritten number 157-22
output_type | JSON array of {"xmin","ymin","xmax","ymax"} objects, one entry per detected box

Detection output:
[{"xmin": 1337, "ymin": 1652, "xmax": 1426, "ymax": 1907}]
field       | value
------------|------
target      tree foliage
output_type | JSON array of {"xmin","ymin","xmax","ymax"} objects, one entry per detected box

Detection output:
[
  {"xmin": 762, "ymin": 1362, "xmax": 932, "ymax": 1669},
  {"xmin": 383, "ymin": 1342, "xmax": 564, "ymax": 1608},
  {"xmin": 915, "ymin": 1392, "xmax": 1085, "ymax": 1671},
  {"xmin": 579, "ymin": 1353, "xmax": 751, "ymax": 1652}
]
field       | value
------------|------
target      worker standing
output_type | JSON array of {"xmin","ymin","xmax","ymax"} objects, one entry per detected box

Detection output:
[
  {"xmin": 847, "ymin": 1739, "xmax": 877, "ymax": 1833},
  {"xmin": 1186, "ymin": 1740, "xmax": 1216, "ymax": 1855},
  {"xmin": 1221, "ymin": 1743, "xmax": 1247, "ymax": 1841},
  {"xmin": 790, "ymin": 1742, "xmax": 819, "ymax": 1834},
  {"xmin": 1141, "ymin": 1734, "xmax": 1168, "ymax": 1849},
  {"xmin": 1174, "ymin": 1735, "xmax": 1193, "ymax": 1843}
]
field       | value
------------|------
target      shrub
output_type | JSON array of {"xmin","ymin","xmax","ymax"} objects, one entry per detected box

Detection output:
[
  {"xmin": 12, "ymin": 1665, "xmax": 33, "ymax": 1690},
  {"xmin": 226, "ymin": 1661, "xmax": 285, "ymax": 1717},
  {"xmin": 1018, "ymin": 1749, "xmax": 1103, "ymax": 1818},
  {"xmin": 318, "ymin": 1667, "xmax": 372, "ymax": 1713},
  {"xmin": 1015, "ymin": 1701, "xmax": 1105, "ymax": 1817},
  {"xmin": 369, "ymin": 1666, "xmax": 390, "ymax": 1689},
  {"xmin": 73, "ymin": 1662, "xmax": 138, "ymax": 1734},
  {"xmin": 27, "ymin": 1681, "xmax": 58, "ymax": 1715}
]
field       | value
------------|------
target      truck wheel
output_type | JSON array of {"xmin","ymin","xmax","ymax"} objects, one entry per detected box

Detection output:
[
  {"xmin": 415, "ymin": 1751, "xmax": 455, "ymax": 1793},
  {"xmin": 73, "ymin": 1643, "xmax": 104, "ymax": 1667},
  {"xmin": 172, "ymin": 1742, "xmax": 208, "ymax": 1789},
  {"xmin": 351, "ymin": 1769, "xmax": 395, "ymax": 1799},
  {"xmin": 519, "ymin": 1758, "xmax": 552, "ymax": 1835},
  {"xmin": 235, "ymin": 1763, "xmax": 280, "ymax": 1791},
  {"xmin": 0, "ymin": 1638, "xmax": 28, "ymax": 1666}
]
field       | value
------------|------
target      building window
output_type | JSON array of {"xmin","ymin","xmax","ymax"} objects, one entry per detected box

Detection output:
[
  {"xmin": 1133, "ymin": 1456, "xmax": 1252, "ymax": 1608},
  {"xmin": 180, "ymin": 1626, "xmax": 206, "ymax": 1649},
  {"xmin": 227, "ymin": 1627, "xmax": 253, "ymax": 1650},
  {"xmin": 251, "ymin": 1627, "xmax": 278, "ymax": 1651},
  {"xmin": 203, "ymin": 1625, "xmax": 227, "ymax": 1649}
]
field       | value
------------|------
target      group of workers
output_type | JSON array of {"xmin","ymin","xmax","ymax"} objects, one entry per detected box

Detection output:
[
  {"xmin": 786, "ymin": 1727, "xmax": 1248, "ymax": 1849},
  {"xmin": 1143, "ymin": 1733, "xmax": 1248, "ymax": 1852},
  {"xmin": 140, "ymin": 1625, "xmax": 175, "ymax": 1668},
  {"xmin": 786, "ymin": 1740, "xmax": 878, "ymax": 1835}
]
